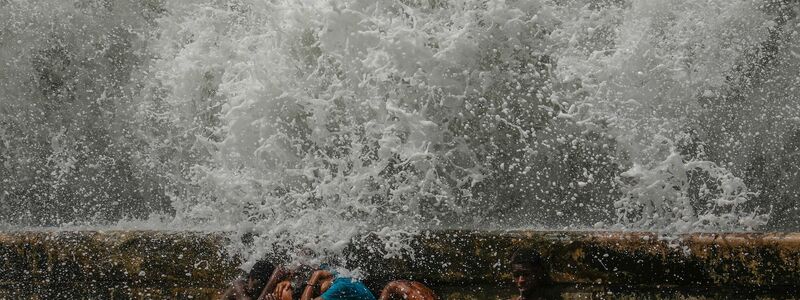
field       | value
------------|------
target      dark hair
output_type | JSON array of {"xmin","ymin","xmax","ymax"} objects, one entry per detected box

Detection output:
[
  {"xmin": 245, "ymin": 260, "xmax": 276, "ymax": 298},
  {"xmin": 249, "ymin": 260, "xmax": 276, "ymax": 280},
  {"xmin": 510, "ymin": 247, "xmax": 546, "ymax": 267}
]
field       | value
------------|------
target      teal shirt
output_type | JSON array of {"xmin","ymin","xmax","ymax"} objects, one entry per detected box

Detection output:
[{"xmin": 320, "ymin": 277, "xmax": 376, "ymax": 300}]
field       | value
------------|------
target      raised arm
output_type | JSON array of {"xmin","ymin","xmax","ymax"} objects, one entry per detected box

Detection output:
[
  {"xmin": 301, "ymin": 270, "xmax": 333, "ymax": 300},
  {"xmin": 256, "ymin": 266, "xmax": 291, "ymax": 300}
]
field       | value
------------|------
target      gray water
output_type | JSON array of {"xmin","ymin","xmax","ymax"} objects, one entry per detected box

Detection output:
[{"xmin": 1, "ymin": 0, "xmax": 800, "ymax": 264}]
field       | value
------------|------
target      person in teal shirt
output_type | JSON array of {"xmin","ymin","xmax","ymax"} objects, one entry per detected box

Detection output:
[
  {"xmin": 301, "ymin": 268, "xmax": 375, "ymax": 300},
  {"xmin": 317, "ymin": 276, "xmax": 376, "ymax": 300}
]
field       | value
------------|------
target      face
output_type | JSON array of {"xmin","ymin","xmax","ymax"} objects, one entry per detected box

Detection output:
[{"xmin": 512, "ymin": 263, "xmax": 543, "ymax": 295}]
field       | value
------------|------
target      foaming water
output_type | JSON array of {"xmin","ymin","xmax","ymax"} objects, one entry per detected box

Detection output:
[{"xmin": 1, "ymin": 0, "xmax": 798, "ymax": 264}]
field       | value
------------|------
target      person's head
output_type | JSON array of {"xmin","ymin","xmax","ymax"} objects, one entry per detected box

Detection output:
[
  {"xmin": 246, "ymin": 260, "xmax": 276, "ymax": 296},
  {"xmin": 510, "ymin": 247, "xmax": 549, "ymax": 296}
]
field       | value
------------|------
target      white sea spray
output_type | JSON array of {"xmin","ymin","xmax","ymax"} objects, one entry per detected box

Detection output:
[{"xmin": 2, "ymin": 0, "xmax": 798, "ymax": 270}]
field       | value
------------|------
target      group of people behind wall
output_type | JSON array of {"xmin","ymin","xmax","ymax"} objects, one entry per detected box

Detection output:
[{"xmin": 222, "ymin": 247, "xmax": 550, "ymax": 300}]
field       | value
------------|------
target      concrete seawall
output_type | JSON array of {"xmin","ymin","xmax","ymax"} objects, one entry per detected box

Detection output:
[
  {"xmin": 383, "ymin": 231, "xmax": 800, "ymax": 286},
  {"xmin": 0, "ymin": 231, "xmax": 235, "ymax": 298},
  {"xmin": 1, "ymin": 230, "xmax": 798, "ymax": 298}
]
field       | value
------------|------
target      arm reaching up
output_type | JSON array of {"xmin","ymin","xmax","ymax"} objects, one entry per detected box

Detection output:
[{"xmin": 301, "ymin": 270, "xmax": 333, "ymax": 300}]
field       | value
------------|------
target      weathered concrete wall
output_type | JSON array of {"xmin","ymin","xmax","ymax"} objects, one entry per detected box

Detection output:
[
  {"xmin": 0, "ymin": 230, "xmax": 798, "ymax": 298},
  {"xmin": 0, "ymin": 231, "xmax": 237, "ymax": 299},
  {"xmin": 355, "ymin": 231, "xmax": 800, "ymax": 287}
]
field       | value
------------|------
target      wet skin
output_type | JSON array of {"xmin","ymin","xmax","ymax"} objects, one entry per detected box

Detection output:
[
  {"xmin": 270, "ymin": 281, "xmax": 293, "ymax": 300},
  {"xmin": 378, "ymin": 280, "xmax": 438, "ymax": 300}
]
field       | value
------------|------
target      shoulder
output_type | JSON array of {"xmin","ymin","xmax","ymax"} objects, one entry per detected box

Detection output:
[
  {"xmin": 383, "ymin": 280, "xmax": 410, "ymax": 290},
  {"xmin": 379, "ymin": 280, "xmax": 438, "ymax": 300}
]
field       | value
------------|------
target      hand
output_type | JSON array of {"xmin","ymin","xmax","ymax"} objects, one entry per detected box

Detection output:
[
  {"xmin": 302, "ymin": 270, "xmax": 333, "ymax": 300},
  {"xmin": 259, "ymin": 281, "xmax": 291, "ymax": 300},
  {"xmin": 274, "ymin": 280, "xmax": 293, "ymax": 300},
  {"xmin": 261, "ymin": 266, "xmax": 292, "ymax": 297}
]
